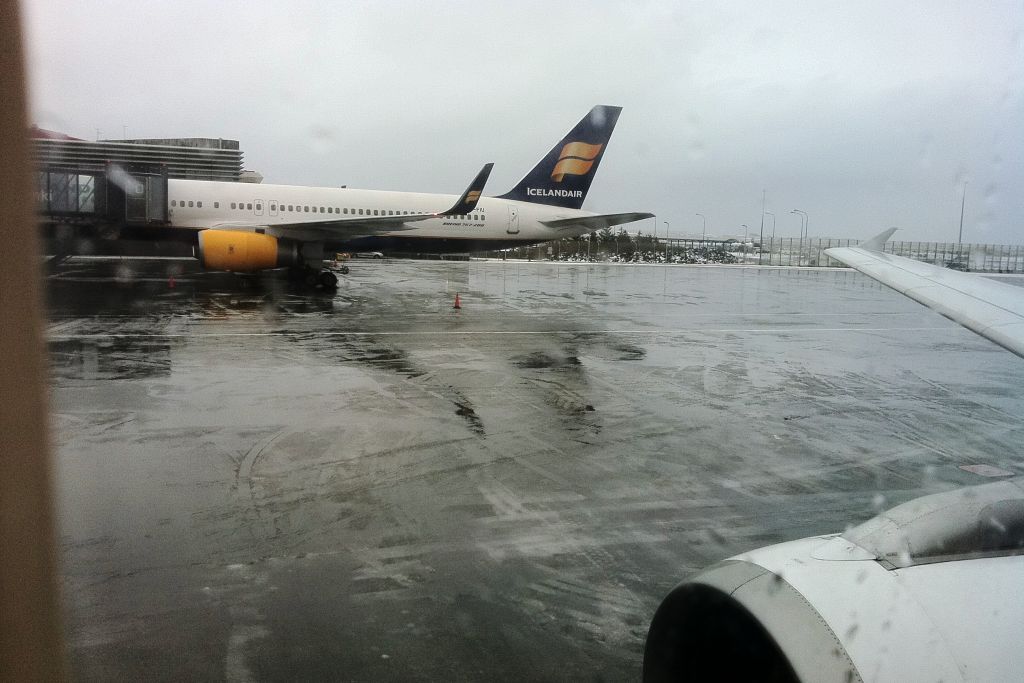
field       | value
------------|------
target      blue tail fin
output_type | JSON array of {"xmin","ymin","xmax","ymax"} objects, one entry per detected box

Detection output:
[{"xmin": 498, "ymin": 105, "xmax": 622, "ymax": 210}]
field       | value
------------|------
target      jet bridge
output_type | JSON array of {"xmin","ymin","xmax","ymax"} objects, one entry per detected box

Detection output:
[{"xmin": 37, "ymin": 162, "xmax": 168, "ymax": 231}]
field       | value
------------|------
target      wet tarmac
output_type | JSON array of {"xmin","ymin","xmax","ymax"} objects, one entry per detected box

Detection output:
[{"xmin": 46, "ymin": 258, "xmax": 1024, "ymax": 681}]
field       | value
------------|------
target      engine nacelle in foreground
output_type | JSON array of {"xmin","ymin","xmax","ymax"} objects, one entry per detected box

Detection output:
[
  {"xmin": 196, "ymin": 230, "xmax": 301, "ymax": 272},
  {"xmin": 644, "ymin": 479, "xmax": 1024, "ymax": 682}
]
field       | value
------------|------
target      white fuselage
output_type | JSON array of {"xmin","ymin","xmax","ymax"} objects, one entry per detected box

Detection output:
[{"xmin": 165, "ymin": 179, "xmax": 593, "ymax": 252}]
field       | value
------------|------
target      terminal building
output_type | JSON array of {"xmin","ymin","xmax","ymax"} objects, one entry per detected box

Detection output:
[{"xmin": 32, "ymin": 126, "xmax": 245, "ymax": 181}]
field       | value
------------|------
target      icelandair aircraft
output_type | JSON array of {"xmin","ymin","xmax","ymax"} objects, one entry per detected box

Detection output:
[{"xmin": 155, "ymin": 105, "xmax": 651, "ymax": 288}]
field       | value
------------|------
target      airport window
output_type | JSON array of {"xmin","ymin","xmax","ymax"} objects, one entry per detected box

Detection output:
[
  {"xmin": 230, "ymin": 202, "xmax": 235, "ymax": 209},
  {"xmin": 256, "ymin": 204, "xmax": 262, "ymax": 211},
  {"xmin": 214, "ymin": 202, "xmax": 219, "ymax": 208},
  {"xmin": 171, "ymin": 200, "xmax": 176, "ymax": 207},
  {"xmin": 320, "ymin": 207, "xmax": 325, "ymax": 213},
  {"xmin": 247, "ymin": 203, "xmax": 252, "ymax": 210},
  {"xmin": 334, "ymin": 207, "xmax": 339, "ymax": 213},
  {"xmin": 343, "ymin": 208, "xmax": 348, "ymax": 214},
  {"xmin": 188, "ymin": 201, "xmax": 194, "ymax": 207},
  {"xmin": 197, "ymin": 201, "xmax": 202, "ymax": 208},
  {"xmin": 327, "ymin": 207, "xmax": 332, "ymax": 214},
  {"xmin": 286, "ymin": 205, "xmax": 291, "ymax": 211},
  {"xmin": 304, "ymin": 206, "xmax": 309, "ymax": 212},
  {"xmin": 373, "ymin": 210, "xmax": 379, "ymax": 216}
]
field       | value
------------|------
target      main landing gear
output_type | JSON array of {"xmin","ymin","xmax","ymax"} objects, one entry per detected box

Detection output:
[{"xmin": 288, "ymin": 265, "xmax": 344, "ymax": 290}]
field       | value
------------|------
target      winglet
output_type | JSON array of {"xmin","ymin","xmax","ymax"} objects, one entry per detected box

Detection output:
[
  {"xmin": 860, "ymin": 228, "xmax": 898, "ymax": 252},
  {"xmin": 439, "ymin": 163, "xmax": 493, "ymax": 216}
]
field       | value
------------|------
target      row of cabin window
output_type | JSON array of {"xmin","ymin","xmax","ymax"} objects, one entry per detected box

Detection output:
[{"xmin": 171, "ymin": 199, "xmax": 481, "ymax": 221}]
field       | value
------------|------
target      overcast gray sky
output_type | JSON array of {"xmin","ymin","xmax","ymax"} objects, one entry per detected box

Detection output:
[{"xmin": 22, "ymin": 1, "xmax": 1024, "ymax": 243}]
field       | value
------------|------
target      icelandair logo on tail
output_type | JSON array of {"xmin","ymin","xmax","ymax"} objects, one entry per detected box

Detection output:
[
  {"xmin": 551, "ymin": 141, "xmax": 603, "ymax": 182},
  {"xmin": 523, "ymin": 140, "xmax": 602, "ymax": 198}
]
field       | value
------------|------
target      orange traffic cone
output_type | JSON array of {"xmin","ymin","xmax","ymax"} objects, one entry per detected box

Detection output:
[{"xmin": 453, "ymin": 292, "xmax": 461, "ymax": 309}]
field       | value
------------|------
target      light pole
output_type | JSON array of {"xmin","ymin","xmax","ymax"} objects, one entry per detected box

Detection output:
[
  {"xmin": 663, "ymin": 221, "xmax": 670, "ymax": 260},
  {"xmin": 791, "ymin": 209, "xmax": 808, "ymax": 239},
  {"xmin": 696, "ymin": 213, "xmax": 707, "ymax": 243},
  {"xmin": 763, "ymin": 211, "xmax": 775, "ymax": 266},
  {"xmin": 758, "ymin": 189, "xmax": 766, "ymax": 265},
  {"xmin": 791, "ymin": 209, "xmax": 807, "ymax": 266},
  {"xmin": 958, "ymin": 181, "xmax": 968, "ymax": 246}
]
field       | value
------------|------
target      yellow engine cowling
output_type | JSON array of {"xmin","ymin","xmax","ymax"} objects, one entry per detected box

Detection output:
[{"xmin": 196, "ymin": 230, "xmax": 300, "ymax": 272}]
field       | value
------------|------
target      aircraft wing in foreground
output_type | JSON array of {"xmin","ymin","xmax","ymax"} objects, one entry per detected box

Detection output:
[
  {"xmin": 643, "ymin": 229, "xmax": 1024, "ymax": 682},
  {"xmin": 826, "ymin": 228, "xmax": 1024, "ymax": 358}
]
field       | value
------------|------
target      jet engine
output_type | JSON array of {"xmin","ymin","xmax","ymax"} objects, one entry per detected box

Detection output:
[
  {"xmin": 195, "ymin": 230, "xmax": 302, "ymax": 272},
  {"xmin": 643, "ymin": 478, "xmax": 1024, "ymax": 682}
]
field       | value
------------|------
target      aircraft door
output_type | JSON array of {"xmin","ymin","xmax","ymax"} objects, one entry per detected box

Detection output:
[
  {"xmin": 507, "ymin": 205, "xmax": 520, "ymax": 234},
  {"xmin": 255, "ymin": 199, "xmax": 264, "ymax": 216},
  {"xmin": 269, "ymin": 200, "xmax": 279, "ymax": 217}
]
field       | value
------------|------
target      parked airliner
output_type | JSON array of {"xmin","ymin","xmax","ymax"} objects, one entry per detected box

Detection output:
[{"xmin": 151, "ymin": 105, "xmax": 651, "ymax": 288}]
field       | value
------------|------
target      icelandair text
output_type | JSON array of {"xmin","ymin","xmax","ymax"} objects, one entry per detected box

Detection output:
[{"xmin": 527, "ymin": 187, "xmax": 583, "ymax": 198}]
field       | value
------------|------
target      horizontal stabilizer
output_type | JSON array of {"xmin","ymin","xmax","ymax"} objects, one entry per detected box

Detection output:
[{"xmin": 541, "ymin": 212, "xmax": 654, "ymax": 233}]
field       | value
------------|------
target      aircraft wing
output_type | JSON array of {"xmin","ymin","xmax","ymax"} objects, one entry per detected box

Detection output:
[
  {"xmin": 541, "ymin": 212, "xmax": 655, "ymax": 233},
  {"xmin": 825, "ymin": 228, "xmax": 1024, "ymax": 358},
  {"xmin": 220, "ymin": 163, "xmax": 495, "ymax": 238}
]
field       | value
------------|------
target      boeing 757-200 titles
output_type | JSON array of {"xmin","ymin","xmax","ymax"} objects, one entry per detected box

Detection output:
[{"xmin": 142, "ymin": 106, "xmax": 651, "ymax": 288}]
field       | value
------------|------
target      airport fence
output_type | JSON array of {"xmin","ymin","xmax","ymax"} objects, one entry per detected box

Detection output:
[
  {"xmin": 483, "ymin": 236, "xmax": 1024, "ymax": 273},
  {"xmin": 756, "ymin": 238, "xmax": 1024, "ymax": 273}
]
